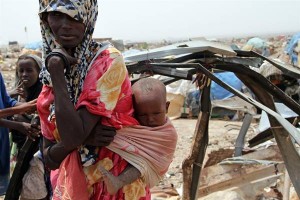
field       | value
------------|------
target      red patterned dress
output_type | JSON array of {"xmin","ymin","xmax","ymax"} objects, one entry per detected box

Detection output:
[{"xmin": 37, "ymin": 47, "xmax": 151, "ymax": 200}]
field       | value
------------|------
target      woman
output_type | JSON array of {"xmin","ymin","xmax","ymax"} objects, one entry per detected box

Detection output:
[{"xmin": 37, "ymin": 0, "xmax": 150, "ymax": 199}]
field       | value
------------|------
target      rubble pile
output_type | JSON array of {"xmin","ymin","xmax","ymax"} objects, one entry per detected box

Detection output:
[{"xmin": 1, "ymin": 33, "xmax": 300, "ymax": 200}]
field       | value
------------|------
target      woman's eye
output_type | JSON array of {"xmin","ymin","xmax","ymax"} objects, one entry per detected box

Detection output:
[{"xmin": 49, "ymin": 12, "xmax": 62, "ymax": 17}]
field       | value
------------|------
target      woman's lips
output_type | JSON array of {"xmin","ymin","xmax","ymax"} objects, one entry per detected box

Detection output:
[{"xmin": 60, "ymin": 35, "xmax": 76, "ymax": 40}]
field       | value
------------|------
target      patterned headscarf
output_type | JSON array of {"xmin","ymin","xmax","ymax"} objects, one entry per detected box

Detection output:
[{"xmin": 39, "ymin": 0, "xmax": 101, "ymax": 104}]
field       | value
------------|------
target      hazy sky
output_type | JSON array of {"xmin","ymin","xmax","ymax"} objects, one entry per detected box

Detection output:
[{"xmin": 0, "ymin": 0, "xmax": 299, "ymax": 45}]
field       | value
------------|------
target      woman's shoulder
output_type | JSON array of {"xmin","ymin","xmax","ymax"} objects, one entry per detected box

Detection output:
[
  {"xmin": 91, "ymin": 45, "xmax": 125, "ymax": 70},
  {"xmin": 83, "ymin": 44, "xmax": 128, "ymax": 87},
  {"xmin": 99, "ymin": 45, "xmax": 122, "ymax": 59}
]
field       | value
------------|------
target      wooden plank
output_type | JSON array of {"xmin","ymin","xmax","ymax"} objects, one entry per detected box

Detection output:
[
  {"xmin": 199, "ymin": 146, "xmax": 284, "ymax": 197},
  {"xmin": 199, "ymin": 161, "xmax": 285, "ymax": 197}
]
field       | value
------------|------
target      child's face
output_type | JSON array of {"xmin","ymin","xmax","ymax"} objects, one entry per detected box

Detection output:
[
  {"xmin": 17, "ymin": 58, "xmax": 40, "ymax": 89},
  {"xmin": 134, "ymin": 94, "xmax": 167, "ymax": 127}
]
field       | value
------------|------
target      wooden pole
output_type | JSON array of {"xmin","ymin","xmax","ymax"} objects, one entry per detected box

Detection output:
[{"xmin": 182, "ymin": 76, "xmax": 211, "ymax": 200}]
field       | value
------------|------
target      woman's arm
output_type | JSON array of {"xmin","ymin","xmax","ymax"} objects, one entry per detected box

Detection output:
[
  {"xmin": 47, "ymin": 56, "xmax": 100, "ymax": 150},
  {"xmin": 43, "ymin": 123, "xmax": 116, "ymax": 170},
  {"xmin": 43, "ymin": 137, "xmax": 69, "ymax": 169},
  {"xmin": 42, "ymin": 107, "xmax": 102, "ymax": 170},
  {"xmin": 42, "ymin": 54, "xmax": 104, "ymax": 169}
]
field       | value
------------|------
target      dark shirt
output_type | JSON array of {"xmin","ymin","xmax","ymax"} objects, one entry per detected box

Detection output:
[{"xmin": 11, "ymin": 80, "xmax": 42, "ymax": 150}]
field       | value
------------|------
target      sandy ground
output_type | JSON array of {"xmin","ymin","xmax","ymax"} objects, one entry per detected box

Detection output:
[
  {"xmin": 0, "ymin": 35, "xmax": 296, "ymax": 199},
  {"xmin": 0, "ymin": 117, "xmax": 256, "ymax": 200},
  {"xmin": 0, "ymin": 67, "xmax": 260, "ymax": 199},
  {"xmin": 158, "ymin": 118, "xmax": 257, "ymax": 192}
]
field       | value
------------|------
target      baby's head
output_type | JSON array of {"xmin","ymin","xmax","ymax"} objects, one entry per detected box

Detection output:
[{"xmin": 132, "ymin": 78, "xmax": 170, "ymax": 127}]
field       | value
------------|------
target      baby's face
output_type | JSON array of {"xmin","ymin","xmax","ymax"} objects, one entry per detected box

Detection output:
[{"xmin": 134, "ymin": 94, "xmax": 166, "ymax": 127}]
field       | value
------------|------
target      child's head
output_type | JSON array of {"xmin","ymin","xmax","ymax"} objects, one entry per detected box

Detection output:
[
  {"xmin": 132, "ymin": 78, "xmax": 170, "ymax": 127},
  {"xmin": 16, "ymin": 54, "xmax": 42, "ymax": 89}
]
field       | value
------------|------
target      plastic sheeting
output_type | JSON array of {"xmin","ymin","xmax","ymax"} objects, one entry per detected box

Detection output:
[
  {"xmin": 258, "ymin": 102, "xmax": 298, "ymax": 133},
  {"xmin": 246, "ymin": 37, "xmax": 268, "ymax": 50},
  {"xmin": 242, "ymin": 37, "xmax": 269, "ymax": 56},
  {"xmin": 211, "ymin": 72, "xmax": 243, "ymax": 100},
  {"xmin": 285, "ymin": 32, "xmax": 300, "ymax": 66},
  {"xmin": 24, "ymin": 41, "xmax": 42, "ymax": 50}
]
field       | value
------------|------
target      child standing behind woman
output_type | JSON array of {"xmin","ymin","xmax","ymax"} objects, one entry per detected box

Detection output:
[
  {"xmin": 0, "ymin": 62, "xmax": 40, "ymax": 196},
  {"xmin": 7, "ymin": 53, "xmax": 50, "ymax": 200},
  {"xmin": 10, "ymin": 54, "xmax": 43, "ymax": 152},
  {"xmin": 6, "ymin": 53, "xmax": 48, "ymax": 200}
]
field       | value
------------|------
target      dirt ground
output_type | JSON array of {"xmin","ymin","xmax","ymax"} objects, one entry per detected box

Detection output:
[
  {"xmin": 0, "ymin": 115, "xmax": 255, "ymax": 200},
  {"xmin": 157, "ymin": 118, "xmax": 257, "ymax": 195},
  {"xmin": 0, "ymin": 66, "xmax": 259, "ymax": 199},
  {"xmin": 0, "ymin": 63, "xmax": 292, "ymax": 199}
]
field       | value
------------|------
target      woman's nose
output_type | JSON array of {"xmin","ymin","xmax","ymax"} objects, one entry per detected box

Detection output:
[{"xmin": 61, "ymin": 16, "xmax": 73, "ymax": 28}]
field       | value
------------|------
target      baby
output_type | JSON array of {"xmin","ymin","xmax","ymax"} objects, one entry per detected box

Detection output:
[{"xmin": 98, "ymin": 77, "xmax": 177, "ymax": 195}]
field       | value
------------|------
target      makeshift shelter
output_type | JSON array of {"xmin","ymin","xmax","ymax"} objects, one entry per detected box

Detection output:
[
  {"xmin": 124, "ymin": 39, "xmax": 300, "ymax": 200},
  {"xmin": 5, "ymin": 39, "xmax": 300, "ymax": 200}
]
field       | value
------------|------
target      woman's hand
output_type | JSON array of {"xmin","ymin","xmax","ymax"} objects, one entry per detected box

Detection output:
[
  {"xmin": 46, "ymin": 47, "xmax": 78, "ymax": 73},
  {"xmin": 84, "ymin": 124, "xmax": 116, "ymax": 146},
  {"xmin": 52, "ymin": 48, "xmax": 78, "ymax": 64}
]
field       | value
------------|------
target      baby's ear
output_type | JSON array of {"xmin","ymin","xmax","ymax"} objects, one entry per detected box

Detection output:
[{"xmin": 166, "ymin": 101, "xmax": 170, "ymax": 113}]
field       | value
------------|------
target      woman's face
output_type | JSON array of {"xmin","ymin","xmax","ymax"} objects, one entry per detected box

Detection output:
[
  {"xmin": 47, "ymin": 11, "xmax": 85, "ymax": 49},
  {"xmin": 17, "ymin": 58, "xmax": 40, "ymax": 89}
]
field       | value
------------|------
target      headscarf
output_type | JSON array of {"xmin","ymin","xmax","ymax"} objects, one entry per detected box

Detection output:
[{"xmin": 38, "ymin": 0, "xmax": 101, "ymax": 104}]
